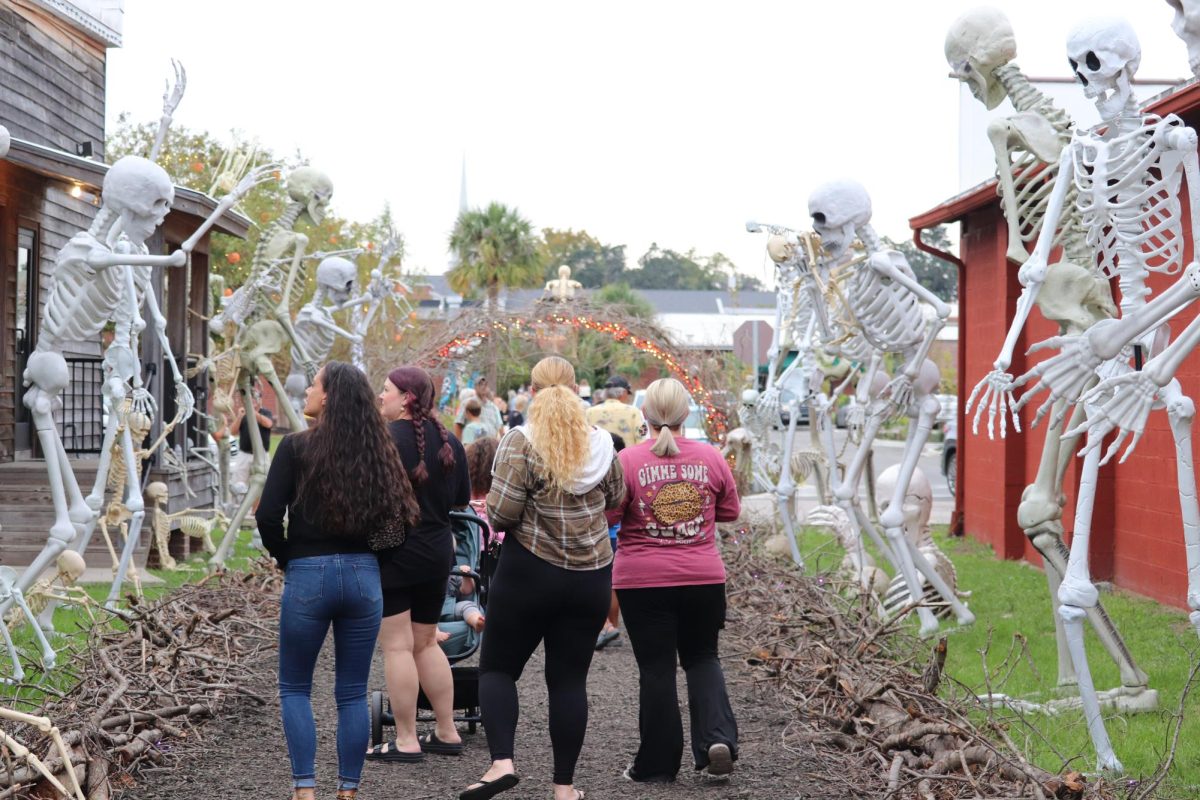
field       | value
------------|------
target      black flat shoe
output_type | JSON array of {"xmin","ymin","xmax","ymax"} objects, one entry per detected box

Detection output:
[{"xmin": 459, "ymin": 773, "xmax": 519, "ymax": 800}]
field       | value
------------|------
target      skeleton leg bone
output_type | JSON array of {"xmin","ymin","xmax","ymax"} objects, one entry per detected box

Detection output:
[
  {"xmin": 775, "ymin": 400, "xmax": 803, "ymax": 569},
  {"xmin": 104, "ymin": 423, "xmax": 148, "ymax": 610},
  {"xmin": 210, "ymin": 377, "xmax": 271, "ymax": 568}
]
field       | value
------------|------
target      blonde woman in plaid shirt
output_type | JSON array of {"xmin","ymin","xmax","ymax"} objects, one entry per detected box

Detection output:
[{"xmin": 460, "ymin": 356, "xmax": 625, "ymax": 800}]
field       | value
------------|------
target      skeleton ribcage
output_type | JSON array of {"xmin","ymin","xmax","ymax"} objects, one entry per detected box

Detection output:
[
  {"xmin": 38, "ymin": 236, "xmax": 122, "ymax": 349},
  {"xmin": 1074, "ymin": 116, "xmax": 1185, "ymax": 284},
  {"xmin": 845, "ymin": 268, "xmax": 925, "ymax": 354},
  {"xmin": 1006, "ymin": 149, "xmax": 1066, "ymax": 249},
  {"xmin": 291, "ymin": 308, "xmax": 336, "ymax": 366}
]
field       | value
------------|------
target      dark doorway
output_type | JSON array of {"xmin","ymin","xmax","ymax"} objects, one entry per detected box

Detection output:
[{"xmin": 15, "ymin": 226, "xmax": 38, "ymax": 453}]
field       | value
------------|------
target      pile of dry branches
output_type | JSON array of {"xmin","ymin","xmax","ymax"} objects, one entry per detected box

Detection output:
[
  {"xmin": 723, "ymin": 536, "xmax": 1112, "ymax": 800},
  {"xmin": 0, "ymin": 564, "xmax": 282, "ymax": 799}
]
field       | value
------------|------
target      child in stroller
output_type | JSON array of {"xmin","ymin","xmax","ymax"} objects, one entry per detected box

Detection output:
[{"xmin": 372, "ymin": 508, "xmax": 495, "ymax": 743}]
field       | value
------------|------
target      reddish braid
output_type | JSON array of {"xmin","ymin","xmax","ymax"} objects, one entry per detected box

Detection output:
[{"xmin": 388, "ymin": 366, "xmax": 456, "ymax": 485}]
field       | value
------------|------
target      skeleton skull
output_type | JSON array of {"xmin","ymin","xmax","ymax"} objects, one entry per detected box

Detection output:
[
  {"xmin": 876, "ymin": 465, "xmax": 933, "ymax": 547},
  {"xmin": 102, "ymin": 156, "xmax": 175, "ymax": 246},
  {"xmin": 808, "ymin": 180, "xmax": 871, "ymax": 259},
  {"xmin": 1066, "ymin": 17, "xmax": 1141, "ymax": 119},
  {"xmin": 145, "ymin": 481, "xmax": 169, "ymax": 505},
  {"xmin": 766, "ymin": 234, "xmax": 794, "ymax": 264},
  {"xmin": 287, "ymin": 167, "xmax": 334, "ymax": 226},
  {"xmin": 315, "ymin": 256, "xmax": 358, "ymax": 304},
  {"xmin": 944, "ymin": 7, "xmax": 1017, "ymax": 110},
  {"xmin": 54, "ymin": 551, "xmax": 86, "ymax": 584},
  {"xmin": 1166, "ymin": 0, "xmax": 1200, "ymax": 76}
]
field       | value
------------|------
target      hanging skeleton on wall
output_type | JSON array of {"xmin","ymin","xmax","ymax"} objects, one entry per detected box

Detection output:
[
  {"xmin": 1003, "ymin": 17, "xmax": 1200, "ymax": 772},
  {"xmin": 949, "ymin": 7, "xmax": 1151, "ymax": 710}
]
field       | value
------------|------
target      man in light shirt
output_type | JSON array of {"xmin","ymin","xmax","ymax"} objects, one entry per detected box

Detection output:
[{"xmin": 586, "ymin": 375, "xmax": 647, "ymax": 446}]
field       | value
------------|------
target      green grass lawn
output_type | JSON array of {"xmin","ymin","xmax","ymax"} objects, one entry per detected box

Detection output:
[
  {"xmin": 0, "ymin": 524, "xmax": 266, "ymax": 709},
  {"xmin": 793, "ymin": 524, "xmax": 1200, "ymax": 796}
]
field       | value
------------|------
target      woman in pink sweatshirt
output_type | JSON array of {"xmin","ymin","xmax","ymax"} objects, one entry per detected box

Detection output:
[{"xmin": 611, "ymin": 377, "xmax": 741, "ymax": 784}]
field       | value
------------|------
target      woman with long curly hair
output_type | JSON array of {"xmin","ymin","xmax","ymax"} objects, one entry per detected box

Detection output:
[
  {"xmin": 370, "ymin": 366, "xmax": 471, "ymax": 762},
  {"xmin": 461, "ymin": 356, "xmax": 625, "ymax": 800},
  {"xmin": 258, "ymin": 361, "xmax": 419, "ymax": 800}
]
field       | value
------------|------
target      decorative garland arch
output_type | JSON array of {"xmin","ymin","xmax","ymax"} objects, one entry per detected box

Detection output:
[{"xmin": 411, "ymin": 301, "xmax": 732, "ymax": 441}]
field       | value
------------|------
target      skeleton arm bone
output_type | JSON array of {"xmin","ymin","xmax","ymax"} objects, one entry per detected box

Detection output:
[
  {"xmin": 142, "ymin": 288, "xmax": 195, "ymax": 421},
  {"xmin": 308, "ymin": 313, "xmax": 362, "ymax": 343},
  {"xmin": 148, "ymin": 60, "xmax": 186, "ymax": 162},
  {"xmin": 181, "ymin": 164, "xmax": 280, "ymax": 253}
]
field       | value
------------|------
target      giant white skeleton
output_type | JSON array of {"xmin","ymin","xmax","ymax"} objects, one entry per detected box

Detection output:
[
  {"xmin": 951, "ymin": 7, "xmax": 1151, "ymax": 709},
  {"xmin": 283, "ymin": 256, "xmax": 363, "ymax": 415},
  {"xmin": 15, "ymin": 157, "xmax": 267, "ymax": 637},
  {"xmin": 806, "ymin": 179, "xmax": 974, "ymax": 638},
  {"xmin": 742, "ymin": 222, "xmax": 871, "ymax": 567},
  {"xmin": 1166, "ymin": 0, "xmax": 1200, "ymax": 77},
  {"xmin": 1000, "ymin": 18, "xmax": 1200, "ymax": 771},
  {"xmin": 208, "ymin": 167, "xmax": 334, "ymax": 568}
]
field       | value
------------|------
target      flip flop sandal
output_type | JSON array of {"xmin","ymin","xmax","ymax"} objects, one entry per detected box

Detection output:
[
  {"xmin": 594, "ymin": 630, "xmax": 620, "ymax": 650},
  {"xmin": 458, "ymin": 773, "xmax": 519, "ymax": 800},
  {"xmin": 365, "ymin": 740, "xmax": 425, "ymax": 762},
  {"xmin": 419, "ymin": 731, "xmax": 465, "ymax": 755}
]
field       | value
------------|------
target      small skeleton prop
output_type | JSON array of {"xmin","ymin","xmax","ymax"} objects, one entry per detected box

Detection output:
[
  {"xmin": 208, "ymin": 168, "xmax": 334, "ymax": 569},
  {"xmin": 807, "ymin": 179, "xmax": 973, "ymax": 638},
  {"xmin": 9, "ymin": 552, "xmax": 91, "ymax": 633},
  {"xmin": 1166, "ymin": 0, "xmax": 1200, "ymax": 77},
  {"xmin": 543, "ymin": 264, "xmax": 583, "ymax": 301},
  {"xmin": 1005, "ymin": 18, "xmax": 1200, "ymax": 771},
  {"xmin": 144, "ymin": 481, "xmax": 220, "ymax": 570},
  {"xmin": 14, "ymin": 155, "xmax": 272, "ymax": 637},
  {"xmin": 283, "ymin": 256, "xmax": 364, "ymax": 414},
  {"xmin": 0, "ymin": 706, "xmax": 86, "ymax": 800},
  {"xmin": 804, "ymin": 504, "xmax": 888, "ymax": 600},
  {"xmin": 96, "ymin": 404, "xmax": 153, "ymax": 595},
  {"xmin": 951, "ymin": 8, "xmax": 1146, "ymax": 702}
]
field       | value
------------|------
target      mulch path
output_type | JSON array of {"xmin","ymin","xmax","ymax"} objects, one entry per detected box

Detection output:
[{"xmin": 116, "ymin": 611, "xmax": 803, "ymax": 800}]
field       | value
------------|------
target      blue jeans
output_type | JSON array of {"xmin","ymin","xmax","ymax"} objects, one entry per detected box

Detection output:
[{"xmin": 279, "ymin": 553, "xmax": 382, "ymax": 791}]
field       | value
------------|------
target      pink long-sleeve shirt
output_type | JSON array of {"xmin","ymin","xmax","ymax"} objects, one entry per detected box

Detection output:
[{"xmin": 610, "ymin": 437, "xmax": 741, "ymax": 590}]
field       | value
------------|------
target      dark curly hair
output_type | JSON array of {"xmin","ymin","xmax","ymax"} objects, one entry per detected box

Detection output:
[
  {"xmin": 387, "ymin": 366, "xmax": 455, "ymax": 484},
  {"xmin": 296, "ymin": 361, "xmax": 420, "ymax": 537},
  {"xmin": 465, "ymin": 435, "xmax": 498, "ymax": 498}
]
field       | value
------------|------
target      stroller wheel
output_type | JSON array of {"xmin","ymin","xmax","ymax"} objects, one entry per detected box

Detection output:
[{"xmin": 370, "ymin": 690, "xmax": 385, "ymax": 747}]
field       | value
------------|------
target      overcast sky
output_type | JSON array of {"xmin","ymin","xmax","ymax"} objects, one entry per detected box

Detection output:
[{"xmin": 105, "ymin": 2, "xmax": 1191, "ymax": 287}]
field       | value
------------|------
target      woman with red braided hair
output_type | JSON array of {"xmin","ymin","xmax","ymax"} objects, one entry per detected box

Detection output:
[{"xmin": 369, "ymin": 366, "xmax": 471, "ymax": 761}]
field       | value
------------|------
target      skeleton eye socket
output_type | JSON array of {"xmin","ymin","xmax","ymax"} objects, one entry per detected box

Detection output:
[
  {"xmin": 1068, "ymin": 58, "xmax": 1078, "ymax": 71},
  {"xmin": 812, "ymin": 213, "xmax": 826, "ymax": 224},
  {"xmin": 1086, "ymin": 51, "xmax": 1101, "ymax": 71}
]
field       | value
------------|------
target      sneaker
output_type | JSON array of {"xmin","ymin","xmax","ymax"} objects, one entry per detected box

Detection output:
[
  {"xmin": 622, "ymin": 765, "xmax": 674, "ymax": 783},
  {"xmin": 701, "ymin": 743, "xmax": 733, "ymax": 779}
]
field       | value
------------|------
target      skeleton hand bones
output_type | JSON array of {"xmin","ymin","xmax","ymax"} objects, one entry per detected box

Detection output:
[
  {"xmin": 1063, "ymin": 371, "xmax": 1162, "ymax": 465},
  {"xmin": 966, "ymin": 370, "xmax": 1021, "ymax": 439}
]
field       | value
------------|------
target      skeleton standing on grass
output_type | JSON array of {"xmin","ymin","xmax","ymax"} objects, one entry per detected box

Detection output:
[
  {"xmin": 949, "ymin": 7, "xmax": 1151, "ymax": 709},
  {"xmin": 14, "ymin": 157, "xmax": 271, "ymax": 632},
  {"xmin": 1006, "ymin": 18, "xmax": 1200, "ymax": 771},
  {"xmin": 207, "ymin": 168, "xmax": 334, "ymax": 569},
  {"xmin": 806, "ymin": 179, "xmax": 974, "ymax": 638}
]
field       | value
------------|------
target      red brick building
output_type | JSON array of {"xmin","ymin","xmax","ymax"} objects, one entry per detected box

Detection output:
[{"xmin": 909, "ymin": 82, "xmax": 1200, "ymax": 609}]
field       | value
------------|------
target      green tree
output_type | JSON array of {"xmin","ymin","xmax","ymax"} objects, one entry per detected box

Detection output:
[
  {"xmin": 540, "ymin": 227, "xmax": 627, "ymax": 288},
  {"xmin": 624, "ymin": 245, "xmax": 757, "ymax": 291},
  {"xmin": 885, "ymin": 225, "xmax": 959, "ymax": 302},
  {"xmin": 448, "ymin": 202, "xmax": 544, "ymax": 384}
]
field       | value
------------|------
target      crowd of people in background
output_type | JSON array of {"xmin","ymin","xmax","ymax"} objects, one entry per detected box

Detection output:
[{"xmin": 259, "ymin": 360, "xmax": 740, "ymax": 800}]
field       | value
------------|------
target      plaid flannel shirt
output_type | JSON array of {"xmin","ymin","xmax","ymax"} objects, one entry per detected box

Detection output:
[{"xmin": 487, "ymin": 428, "xmax": 625, "ymax": 570}]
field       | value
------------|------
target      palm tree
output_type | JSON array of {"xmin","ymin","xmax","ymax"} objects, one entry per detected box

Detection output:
[
  {"xmin": 447, "ymin": 202, "xmax": 544, "ymax": 385},
  {"xmin": 447, "ymin": 202, "xmax": 544, "ymax": 310}
]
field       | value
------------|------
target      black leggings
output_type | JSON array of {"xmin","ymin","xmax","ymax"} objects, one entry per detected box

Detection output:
[{"xmin": 478, "ymin": 536, "xmax": 611, "ymax": 785}]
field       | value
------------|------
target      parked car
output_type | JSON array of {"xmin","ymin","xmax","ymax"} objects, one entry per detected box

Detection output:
[
  {"xmin": 684, "ymin": 404, "xmax": 710, "ymax": 443},
  {"xmin": 775, "ymin": 403, "xmax": 809, "ymax": 429},
  {"xmin": 941, "ymin": 417, "xmax": 957, "ymax": 496},
  {"xmin": 934, "ymin": 393, "xmax": 957, "ymax": 431}
]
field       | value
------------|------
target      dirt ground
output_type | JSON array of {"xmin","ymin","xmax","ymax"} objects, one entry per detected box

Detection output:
[{"xmin": 116, "ymin": 613, "xmax": 807, "ymax": 800}]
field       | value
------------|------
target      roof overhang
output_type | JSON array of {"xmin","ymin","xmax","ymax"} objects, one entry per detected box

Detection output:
[
  {"xmin": 4, "ymin": 137, "xmax": 251, "ymax": 238},
  {"xmin": 909, "ymin": 78, "xmax": 1200, "ymax": 232}
]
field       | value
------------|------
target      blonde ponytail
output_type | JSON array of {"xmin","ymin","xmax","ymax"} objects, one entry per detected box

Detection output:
[
  {"xmin": 643, "ymin": 378, "xmax": 691, "ymax": 458},
  {"xmin": 527, "ymin": 356, "xmax": 590, "ymax": 491}
]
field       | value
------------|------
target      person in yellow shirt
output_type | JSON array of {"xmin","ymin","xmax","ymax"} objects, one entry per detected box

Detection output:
[
  {"xmin": 586, "ymin": 375, "xmax": 646, "ymax": 650},
  {"xmin": 586, "ymin": 376, "xmax": 647, "ymax": 446}
]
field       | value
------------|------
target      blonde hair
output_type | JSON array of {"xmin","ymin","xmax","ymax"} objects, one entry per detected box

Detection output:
[
  {"xmin": 526, "ymin": 356, "xmax": 590, "ymax": 491},
  {"xmin": 643, "ymin": 378, "xmax": 692, "ymax": 457}
]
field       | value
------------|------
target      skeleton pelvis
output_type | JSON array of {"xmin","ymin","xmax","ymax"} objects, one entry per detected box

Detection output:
[
  {"xmin": 239, "ymin": 320, "xmax": 290, "ymax": 369},
  {"xmin": 1036, "ymin": 261, "xmax": 1117, "ymax": 335}
]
